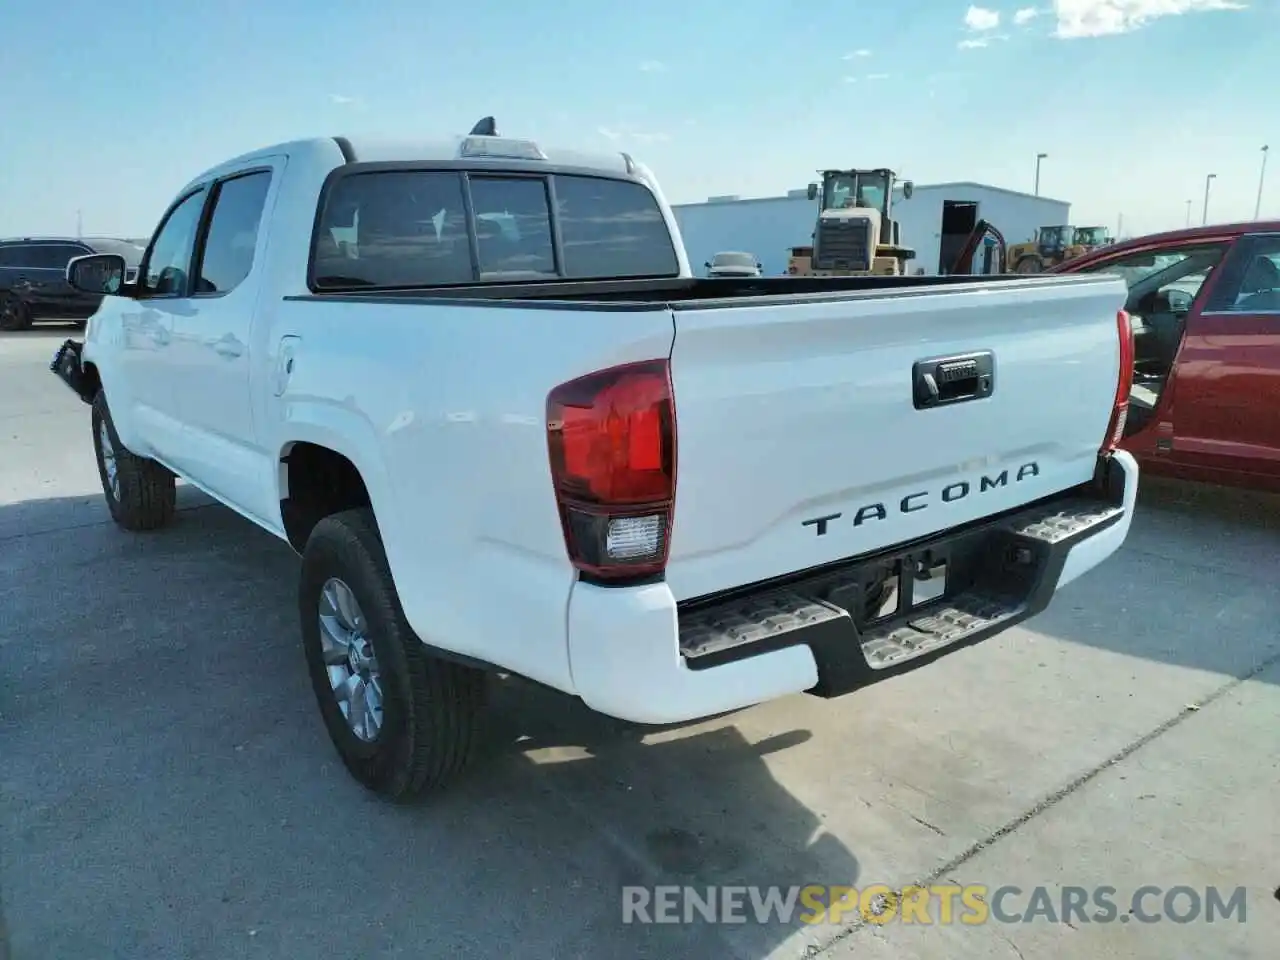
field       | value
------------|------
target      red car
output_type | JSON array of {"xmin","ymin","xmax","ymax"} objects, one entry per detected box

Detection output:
[{"xmin": 1052, "ymin": 220, "xmax": 1280, "ymax": 492}]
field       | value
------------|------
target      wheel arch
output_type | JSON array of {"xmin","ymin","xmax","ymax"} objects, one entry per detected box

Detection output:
[{"xmin": 275, "ymin": 417, "xmax": 395, "ymax": 555}]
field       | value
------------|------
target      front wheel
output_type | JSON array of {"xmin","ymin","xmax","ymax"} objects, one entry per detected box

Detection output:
[
  {"xmin": 299, "ymin": 508, "xmax": 487, "ymax": 801},
  {"xmin": 91, "ymin": 391, "xmax": 176, "ymax": 531},
  {"xmin": 1014, "ymin": 255, "xmax": 1043, "ymax": 274}
]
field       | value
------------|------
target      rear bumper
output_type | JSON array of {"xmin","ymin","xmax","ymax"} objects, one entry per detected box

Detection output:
[{"xmin": 566, "ymin": 451, "xmax": 1138, "ymax": 724}]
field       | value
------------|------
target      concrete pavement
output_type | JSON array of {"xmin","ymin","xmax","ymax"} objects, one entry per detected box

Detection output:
[{"xmin": 1, "ymin": 326, "xmax": 1277, "ymax": 959}]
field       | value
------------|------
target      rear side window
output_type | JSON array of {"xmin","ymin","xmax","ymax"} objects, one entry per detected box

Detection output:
[
  {"xmin": 38, "ymin": 244, "xmax": 90, "ymax": 268},
  {"xmin": 554, "ymin": 175, "xmax": 679, "ymax": 278},
  {"xmin": 0, "ymin": 245, "xmax": 29, "ymax": 268},
  {"xmin": 1202, "ymin": 235, "xmax": 1280, "ymax": 313},
  {"xmin": 6, "ymin": 244, "xmax": 88, "ymax": 269},
  {"xmin": 311, "ymin": 168, "xmax": 678, "ymax": 290},
  {"xmin": 195, "ymin": 170, "xmax": 272, "ymax": 294}
]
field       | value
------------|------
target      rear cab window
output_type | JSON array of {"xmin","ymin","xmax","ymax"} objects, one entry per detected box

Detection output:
[{"xmin": 311, "ymin": 166, "xmax": 680, "ymax": 290}]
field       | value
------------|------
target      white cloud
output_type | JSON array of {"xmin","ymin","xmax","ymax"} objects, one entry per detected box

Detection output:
[
  {"xmin": 842, "ymin": 48, "xmax": 872, "ymax": 59},
  {"xmin": 596, "ymin": 126, "xmax": 622, "ymax": 141},
  {"xmin": 866, "ymin": 73, "xmax": 891, "ymax": 80},
  {"xmin": 958, "ymin": 32, "xmax": 1010, "ymax": 48},
  {"xmin": 964, "ymin": 5, "xmax": 1001, "ymax": 30},
  {"xmin": 329, "ymin": 93, "xmax": 358, "ymax": 105},
  {"xmin": 1053, "ymin": 0, "xmax": 1246, "ymax": 39},
  {"xmin": 638, "ymin": 60, "xmax": 667, "ymax": 72},
  {"xmin": 1014, "ymin": 6, "xmax": 1040, "ymax": 24},
  {"xmin": 843, "ymin": 75, "xmax": 859, "ymax": 83}
]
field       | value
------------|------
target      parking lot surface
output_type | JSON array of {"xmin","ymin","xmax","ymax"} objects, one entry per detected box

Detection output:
[{"xmin": 2, "ymin": 326, "xmax": 1278, "ymax": 959}]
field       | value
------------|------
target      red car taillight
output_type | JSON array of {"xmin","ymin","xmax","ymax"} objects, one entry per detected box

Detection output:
[
  {"xmin": 1102, "ymin": 309, "xmax": 1135, "ymax": 453},
  {"xmin": 546, "ymin": 359, "xmax": 676, "ymax": 582}
]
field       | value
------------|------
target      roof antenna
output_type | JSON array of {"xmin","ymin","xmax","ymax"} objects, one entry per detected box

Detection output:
[{"xmin": 469, "ymin": 116, "xmax": 498, "ymax": 136}]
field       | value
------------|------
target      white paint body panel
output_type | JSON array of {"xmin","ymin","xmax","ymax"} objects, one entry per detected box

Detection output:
[
  {"xmin": 80, "ymin": 135, "xmax": 1135, "ymax": 725},
  {"xmin": 663, "ymin": 278, "xmax": 1128, "ymax": 601}
]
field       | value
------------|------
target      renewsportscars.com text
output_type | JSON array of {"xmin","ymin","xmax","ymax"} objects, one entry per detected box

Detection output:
[{"xmin": 621, "ymin": 884, "xmax": 1249, "ymax": 926}]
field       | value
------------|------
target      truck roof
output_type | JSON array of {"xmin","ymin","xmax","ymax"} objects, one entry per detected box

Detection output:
[{"xmin": 181, "ymin": 135, "xmax": 637, "ymax": 195}]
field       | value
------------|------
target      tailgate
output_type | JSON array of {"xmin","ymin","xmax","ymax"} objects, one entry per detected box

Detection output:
[{"xmin": 664, "ymin": 275, "xmax": 1128, "ymax": 602}]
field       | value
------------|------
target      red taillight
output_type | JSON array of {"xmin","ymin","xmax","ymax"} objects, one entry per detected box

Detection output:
[
  {"xmin": 1102, "ymin": 309, "xmax": 1135, "ymax": 453},
  {"xmin": 546, "ymin": 359, "xmax": 676, "ymax": 581}
]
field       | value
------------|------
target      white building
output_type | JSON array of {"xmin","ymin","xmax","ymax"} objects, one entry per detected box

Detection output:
[{"xmin": 672, "ymin": 182, "xmax": 1071, "ymax": 277}]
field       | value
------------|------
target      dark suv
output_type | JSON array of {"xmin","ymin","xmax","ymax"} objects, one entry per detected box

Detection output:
[{"xmin": 0, "ymin": 237, "xmax": 144, "ymax": 331}]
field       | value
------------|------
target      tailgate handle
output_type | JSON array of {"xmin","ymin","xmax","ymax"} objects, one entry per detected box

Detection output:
[{"xmin": 913, "ymin": 352, "xmax": 994, "ymax": 409}]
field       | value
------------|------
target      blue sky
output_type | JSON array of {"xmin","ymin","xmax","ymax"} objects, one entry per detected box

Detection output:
[{"xmin": 0, "ymin": 0, "xmax": 1273, "ymax": 240}]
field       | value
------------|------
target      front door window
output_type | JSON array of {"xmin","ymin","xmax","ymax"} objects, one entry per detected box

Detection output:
[{"xmin": 142, "ymin": 189, "xmax": 207, "ymax": 296}]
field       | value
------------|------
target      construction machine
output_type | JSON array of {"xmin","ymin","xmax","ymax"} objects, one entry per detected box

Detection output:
[
  {"xmin": 1004, "ymin": 224, "xmax": 1091, "ymax": 273},
  {"xmin": 1072, "ymin": 225, "xmax": 1113, "ymax": 253},
  {"xmin": 787, "ymin": 168, "xmax": 916, "ymax": 277}
]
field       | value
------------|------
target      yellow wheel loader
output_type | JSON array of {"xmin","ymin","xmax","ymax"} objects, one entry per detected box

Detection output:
[
  {"xmin": 787, "ymin": 168, "xmax": 915, "ymax": 277},
  {"xmin": 1072, "ymin": 225, "xmax": 1114, "ymax": 254},
  {"xmin": 1005, "ymin": 224, "xmax": 1094, "ymax": 273}
]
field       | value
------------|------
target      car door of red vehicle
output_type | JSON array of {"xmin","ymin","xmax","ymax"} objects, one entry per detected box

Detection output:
[{"xmin": 1171, "ymin": 232, "xmax": 1280, "ymax": 481}]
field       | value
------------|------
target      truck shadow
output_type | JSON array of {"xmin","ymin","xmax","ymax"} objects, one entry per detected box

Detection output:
[{"xmin": 0, "ymin": 496, "xmax": 859, "ymax": 960}]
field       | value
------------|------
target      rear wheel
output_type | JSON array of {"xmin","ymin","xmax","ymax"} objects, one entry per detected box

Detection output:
[
  {"xmin": 1014, "ymin": 256, "xmax": 1042, "ymax": 274},
  {"xmin": 0, "ymin": 296, "xmax": 32, "ymax": 331},
  {"xmin": 91, "ymin": 391, "xmax": 176, "ymax": 531},
  {"xmin": 299, "ymin": 508, "xmax": 487, "ymax": 801}
]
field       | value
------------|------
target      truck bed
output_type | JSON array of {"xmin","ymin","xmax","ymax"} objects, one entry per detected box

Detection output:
[{"xmin": 286, "ymin": 272, "xmax": 1109, "ymax": 308}]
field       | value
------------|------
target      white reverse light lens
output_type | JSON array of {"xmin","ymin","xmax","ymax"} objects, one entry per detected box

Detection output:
[{"xmin": 606, "ymin": 514, "xmax": 663, "ymax": 561}]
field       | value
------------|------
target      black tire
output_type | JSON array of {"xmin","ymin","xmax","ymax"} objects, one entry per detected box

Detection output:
[
  {"xmin": 1014, "ymin": 255, "xmax": 1042, "ymax": 274},
  {"xmin": 299, "ymin": 508, "xmax": 487, "ymax": 801},
  {"xmin": 0, "ymin": 296, "xmax": 32, "ymax": 332},
  {"xmin": 91, "ymin": 391, "xmax": 176, "ymax": 531}
]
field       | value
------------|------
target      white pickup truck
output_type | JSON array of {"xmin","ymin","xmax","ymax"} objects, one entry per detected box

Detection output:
[{"xmin": 52, "ymin": 120, "xmax": 1138, "ymax": 801}]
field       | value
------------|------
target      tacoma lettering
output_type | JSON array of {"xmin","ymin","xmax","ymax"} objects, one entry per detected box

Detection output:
[{"xmin": 802, "ymin": 462, "xmax": 1041, "ymax": 535}]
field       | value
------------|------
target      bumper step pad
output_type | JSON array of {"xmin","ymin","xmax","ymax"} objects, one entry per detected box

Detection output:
[
  {"xmin": 859, "ymin": 589, "xmax": 1021, "ymax": 669},
  {"xmin": 679, "ymin": 591, "xmax": 846, "ymax": 662},
  {"xmin": 676, "ymin": 493, "xmax": 1124, "ymax": 690}
]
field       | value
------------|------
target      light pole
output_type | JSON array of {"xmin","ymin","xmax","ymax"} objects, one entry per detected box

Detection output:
[
  {"xmin": 1185, "ymin": 199, "xmax": 1192, "ymax": 227},
  {"xmin": 1202, "ymin": 173, "xmax": 1216, "ymax": 226},
  {"xmin": 1256, "ymin": 145, "xmax": 1269, "ymax": 220},
  {"xmin": 1034, "ymin": 152, "xmax": 1047, "ymax": 196}
]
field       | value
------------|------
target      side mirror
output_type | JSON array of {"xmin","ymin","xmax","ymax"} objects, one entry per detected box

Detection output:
[
  {"xmin": 67, "ymin": 253, "xmax": 128, "ymax": 295},
  {"xmin": 902, "ymin": 181, "xmax": 914, "ymax": 200},
  {"xmin": 807, "ymin": 183, "xmax": 818, "ymax": 201},
  {"xmin": 756, "ymin": 262, "xmax": 763, "ymax": 270},
  {"xmin": 704, "ymin": 261, "xmax": 712, "ymax": 269}
]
